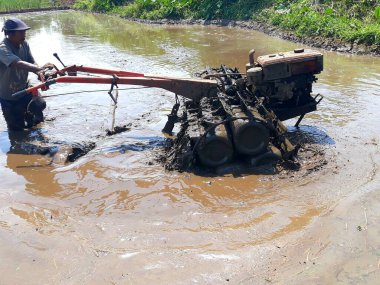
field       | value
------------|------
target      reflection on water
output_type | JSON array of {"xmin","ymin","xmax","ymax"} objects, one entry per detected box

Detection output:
[
  {"xmin": 0, "ymin": 130, "xmax": 62, "ymax": 197},
  {"xmin": 0, "ymin": 11, "xmax": 379, "ymax": 282}
]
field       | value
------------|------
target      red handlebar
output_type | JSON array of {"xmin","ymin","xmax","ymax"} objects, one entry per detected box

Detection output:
[{"xmin": 12, "ymin": 65, "xmax": 218, "ymax": 101}]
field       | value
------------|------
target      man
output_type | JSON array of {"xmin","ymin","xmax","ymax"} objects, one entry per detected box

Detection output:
[{"xmin": 0, "ymin": 18, "xmax": 53, "ymax": 131}]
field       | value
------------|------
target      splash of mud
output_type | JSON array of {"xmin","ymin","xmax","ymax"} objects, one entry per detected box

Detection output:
[
  {"xmin": 66, "ymin": 142, "xmax": 96, "ymax": 162},
  {"xmin": 105, "ymin": 125, "xmax": 131, "ymax": 136}
]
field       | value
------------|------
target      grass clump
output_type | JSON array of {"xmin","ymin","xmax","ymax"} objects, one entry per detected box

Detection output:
[
  {"xmin": 258, "ymin": 0, "xmax": 380, "ymax": 46},
  {"xmin": 0, "ymin": 0, "xmax": 73, "ymax": 11},
  {"xmin": 110, "ymin": 0, "xmax": 191, "ymax": 20},
  {"xmin": 73, "ymin": 0, "xmax": 124, "ymax": 12},
  {"xmin": 74, "ymin": 0, "xmax": 275, "ymax": 20},
  {"xmin": 0, "ymin": 0, "xmax": 51, "ymax": 11}
]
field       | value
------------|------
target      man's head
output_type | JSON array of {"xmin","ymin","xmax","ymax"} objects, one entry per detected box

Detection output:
[{"xmin": 2, "ymin": 18, "xmax": 30, "ymax": 46}]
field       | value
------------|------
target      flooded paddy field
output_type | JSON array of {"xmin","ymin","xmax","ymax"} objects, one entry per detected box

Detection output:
[{"xmin": 0, "ymin": 11, "xmax": 379, "ymax": 284}]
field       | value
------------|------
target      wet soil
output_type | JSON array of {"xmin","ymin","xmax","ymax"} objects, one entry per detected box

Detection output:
[
  {"xmin": 105, "ymin": 124, "xmax": 131, "ymax": 136},
  {"xmin": 127, "ymin": 18, "xmax": 380, "ymax": 57},
  {"xmin": 0, "ymin": 11, "xmax": 379, "ymax": 285}
]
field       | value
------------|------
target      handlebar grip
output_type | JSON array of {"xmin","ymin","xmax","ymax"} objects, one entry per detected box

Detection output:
[{"xmin": 12, "ymin": 89, "xmax": 28, "ymax": 99}]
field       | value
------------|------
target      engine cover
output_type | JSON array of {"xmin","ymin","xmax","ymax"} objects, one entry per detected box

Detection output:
[
  {"xmin": 245, "ymin": 48, "xmax": 324, "ymax": 120},
  {"xmin": 247, "ymin": 48, "xmax": 323, "ymax": 83}
]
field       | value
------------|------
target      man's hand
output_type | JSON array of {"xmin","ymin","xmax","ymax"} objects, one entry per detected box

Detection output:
[
  {"xmin": 37, "ymin": 63, "xmax": 56, "ymax": 81},
  {"xmin": 42, "ymin": 63, "xmax": 55, "ymax": 70}
]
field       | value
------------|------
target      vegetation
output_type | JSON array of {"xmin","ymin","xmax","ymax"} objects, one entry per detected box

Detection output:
[
  {"xmin": 259, "ymin": 0, "xmax": 380, "ymax": 46},
  {"xmin": 73, "ymin": 0, "xmax": 124, "ymax": 12},
  {"xmin": 73, "ymin": 0, "xmax": 277, "ymax": 19},
  {"xmin": 0, "ymin": 0, "xmax": 50, "ymax": 11},
  {"xmin": 72, "ymin": 0, "xmax": 380, "ymax": 46},
  {"xmin": 0, "ymin": 0, "xmax": 73, "ymax": 12},
  {"xmin": 1, "ymin": 0, "xmax": 379, "ymax": 47},
  {"xmin": 110, "ymin": 0, "xmax": 191, "ymax": 20}
]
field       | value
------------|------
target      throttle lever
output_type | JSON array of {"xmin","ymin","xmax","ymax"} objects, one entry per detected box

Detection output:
[{"xmin": 53, "ymin": 52, "xmax": 66, "ymax": 67}]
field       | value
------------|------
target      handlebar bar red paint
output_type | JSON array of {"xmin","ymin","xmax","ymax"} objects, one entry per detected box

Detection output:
[
  {"xmin": 12, "ymin": 65, "xmax": 218, "ymax": 101},
  {"xmin": 61, "ymin": 65, "xmax": 145, "ymax": 77}
]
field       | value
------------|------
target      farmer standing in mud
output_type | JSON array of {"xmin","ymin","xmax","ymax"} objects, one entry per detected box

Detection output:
[{"xmin": 0, "ymin": 18, "xmax": 53, "ymax": 131}]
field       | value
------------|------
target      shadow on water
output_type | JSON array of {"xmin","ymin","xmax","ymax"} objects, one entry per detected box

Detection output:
[
  {"xmin": 195, "ymin": 163, "xmax": 280, "ymax": 178},
  {"xmin": 100, "ymin": 135, "xmax": 166, "ymax": 154},
  {"xmin": 0, "ymin": 129, "xmax": 56, "ymax": 156},
  {"xmin": 189, "ymin": 155, "xmax": 299, "ymax": 178},
  {"xmin": 0, "ymin": 129, "xmax": 62, "ymax": 197},
  {"xmin": 0, "ymin": 128, "xmax": 99, "ymax": 198},
  {"xmin": 287, "ymin": 125, "xmax": 336, "ymax": 146},
  {"xmin": 0, "ymin": 128, "xmax": 96, "ymax": 164}
]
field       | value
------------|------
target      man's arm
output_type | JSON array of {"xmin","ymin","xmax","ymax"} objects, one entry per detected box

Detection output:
[
  {"xmin": 1, "ymin": 42, "xmax": 53, "ymax": 74},
  {"xmin": 10, "ymin": 60, "xmax": 41, "ymax": 73},
  {"xmin": 10, "ymin": 60, "xmax": 54, "ymax": 74}
]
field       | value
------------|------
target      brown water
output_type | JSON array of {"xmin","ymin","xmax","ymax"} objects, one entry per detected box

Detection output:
[{"xmin": 0, "ymin": 11, "xmax": 379, "ymax": 284}]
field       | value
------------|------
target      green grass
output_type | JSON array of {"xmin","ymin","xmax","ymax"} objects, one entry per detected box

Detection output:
[
  {"xmin": 258, "ymin": 1, "xmax": 380, "ymax": 46},
  {"xmin": 0, "ymin": 0, "xmax": 72, "ymax": 12},
  {"xmin": 0, "ymin": 0, "xmax": 50, "ymax": 11},
  {"xmin": 109, "ymin": 1, "xmax": 190, "ymax": 20}
]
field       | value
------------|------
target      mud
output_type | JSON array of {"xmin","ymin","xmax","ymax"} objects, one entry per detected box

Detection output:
[
  {"xmin": 105, "ymin": 124, "xmax": 131, "ymax": 136},
  {"xmin": 65, "ymin": 142, "xmax": 96, "ymax": 162},
  {"xmin": 129, "ymin": 18, "xmax": 380, "ymax": 57},
  {"xmin": 0, "ymin": 11, "xmax": 379, "ymax": 285},
  {"xmin": 3, "ymin": 129, "xmax": 96, "ymax": 164}
]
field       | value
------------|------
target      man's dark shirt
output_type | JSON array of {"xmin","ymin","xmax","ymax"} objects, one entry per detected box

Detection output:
[{"xmin": 0, "ymin": 38, "xmax": 35, "ymax": 101}]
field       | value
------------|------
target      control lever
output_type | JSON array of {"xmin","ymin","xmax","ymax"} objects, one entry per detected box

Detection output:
[
  {"xmin": 53, "ymin": 53, "xmax": 76, "ymax": 76},
  {"xmin": 53, "ymin": 52, "xmax": 66, "ymax": 67}
]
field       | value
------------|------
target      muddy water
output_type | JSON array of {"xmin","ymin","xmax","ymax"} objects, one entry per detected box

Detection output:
[{"xmin": 0, "ymin": 11, "xmax": 379, "ymax": 284}]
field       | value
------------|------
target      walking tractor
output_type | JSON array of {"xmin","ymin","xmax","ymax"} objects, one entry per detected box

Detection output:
[{"xmin": 13, "ymin": 49, "xmax": 324, "ymax": 170}]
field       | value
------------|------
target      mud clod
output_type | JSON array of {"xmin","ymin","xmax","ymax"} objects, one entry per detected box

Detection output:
[
  {"xmin": 66, "ymin": 142, "xmax": 96, "ymax": 162},
  {"xmin": 106, "ymin": 125, "xmax": 131, "ymax": 136}
]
